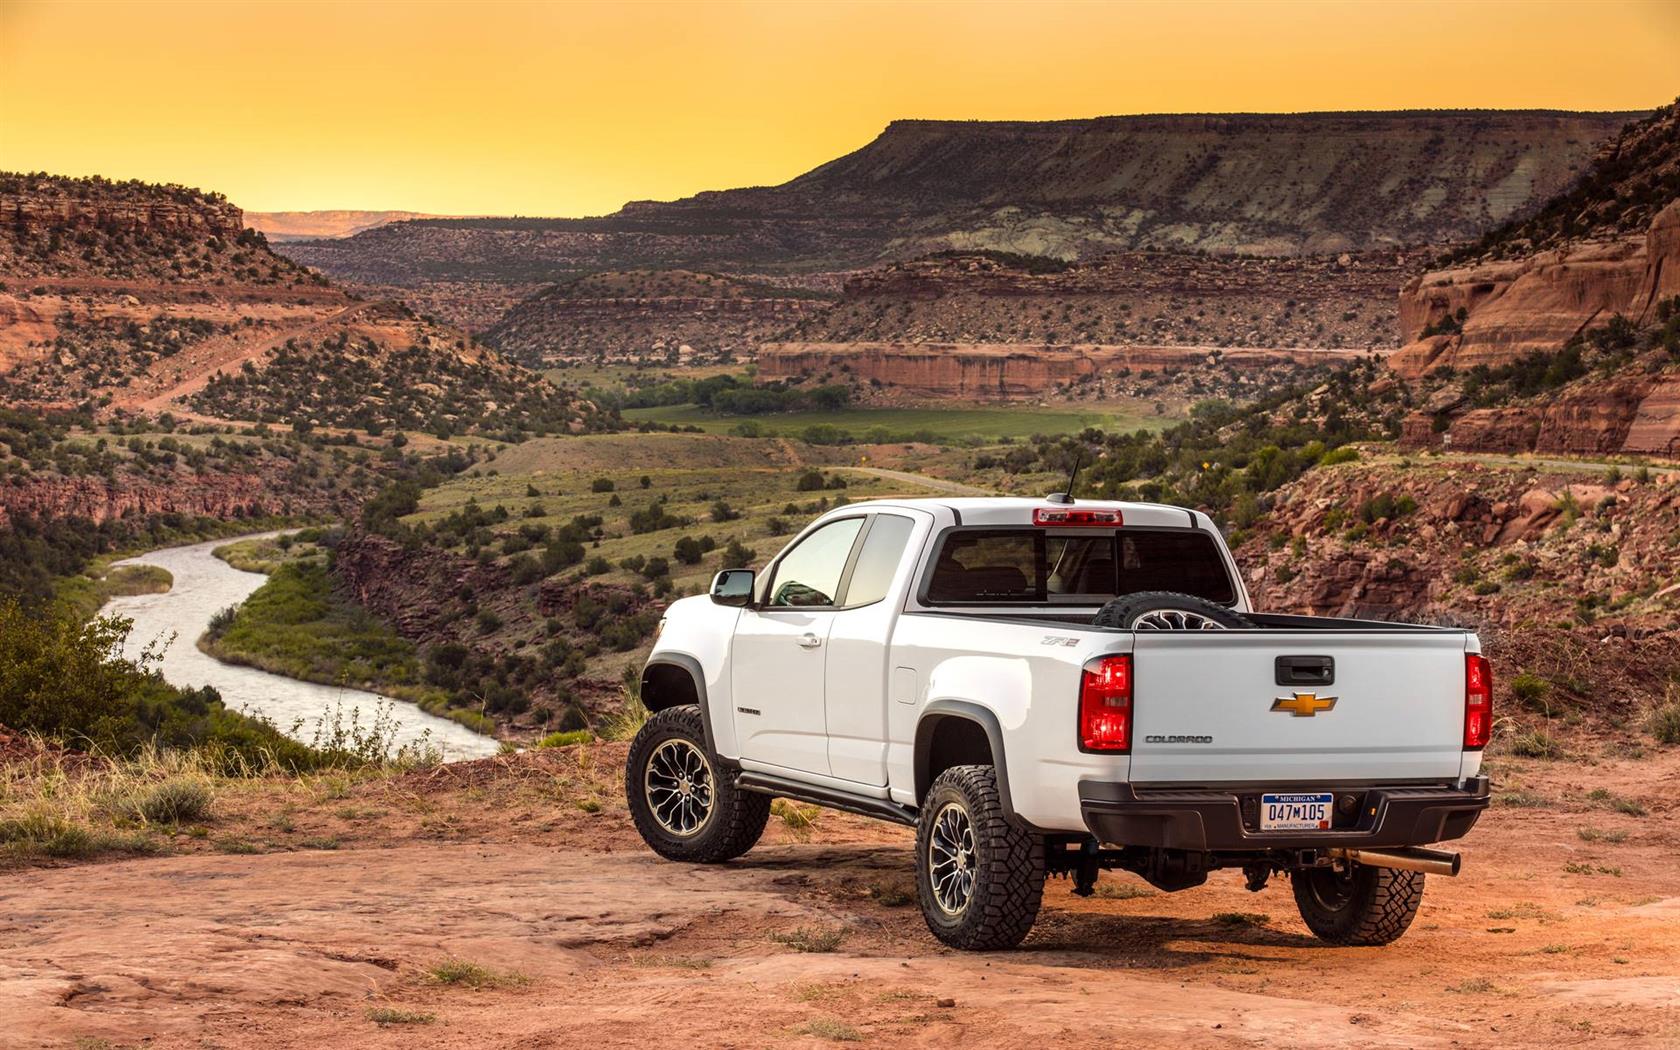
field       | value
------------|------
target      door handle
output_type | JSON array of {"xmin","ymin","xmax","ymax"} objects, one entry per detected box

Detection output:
[{"xmin": 796, "ymin": 633, "xmax": 822, "ymax": 649}]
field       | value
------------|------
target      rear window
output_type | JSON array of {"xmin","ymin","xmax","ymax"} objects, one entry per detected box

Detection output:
[{"xmin": 923, "ymin": 528, "xmax": 1235, "ymax": 606}]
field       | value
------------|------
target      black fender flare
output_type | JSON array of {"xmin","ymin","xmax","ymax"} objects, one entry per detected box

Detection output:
[
  {"xmin": 639, "ymin": 653, "xmax": 718, "ymax": 755},
  {"xmin": 913, "ymin": 699, "xmax": 1020, "ymax": 824}
]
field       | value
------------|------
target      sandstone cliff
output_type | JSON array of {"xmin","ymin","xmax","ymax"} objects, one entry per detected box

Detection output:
[
  {"xmin": 757, "ymin": 341, "xmax": 1368, "ymax": 400},
  {"xmin": 1391, "ymin": 199, "xmax": 1680, "ymax": 379}
]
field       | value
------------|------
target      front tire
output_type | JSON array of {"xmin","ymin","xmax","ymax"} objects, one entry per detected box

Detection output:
[
  {"xmin": 625, "ymin": 706, "xmax": 769, "ymax": 863},
  {"xmin": 915, "ymin": 765, "xmax": 1045, "ymax": 950},
  {"xmin": 1292, "ymin": 863, "xmax": 1424, "ymax": 945}
]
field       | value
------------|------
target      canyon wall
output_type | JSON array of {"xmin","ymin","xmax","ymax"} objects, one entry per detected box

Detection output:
[
  {"xmin": 757, "ymin": 342, "xmax": 1365, "ymax": 399},
  {"xmin": 0, "ymin": 472, "xmax": 312, "ymax": 529},
  {"xmin": 1391, "ymin": 200, "xmax": 1680, "ymax": 379}
]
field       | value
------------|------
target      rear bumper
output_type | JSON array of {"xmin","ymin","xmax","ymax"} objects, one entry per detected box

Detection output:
[{"xmin": 1079, "ymin": 776, "xmax": 1489, "ymax": 852}]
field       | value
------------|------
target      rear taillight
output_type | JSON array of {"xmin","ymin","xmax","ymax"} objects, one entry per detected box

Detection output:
[
  {"xmin": 1079, "ymin": 654, "xmax": 1132, "ymax": 752},
  {"xmin": 1464, "ymin": 653, "xmax": 1492, "ymax": 750}
]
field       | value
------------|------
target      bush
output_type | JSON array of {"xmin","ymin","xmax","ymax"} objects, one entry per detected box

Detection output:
[
  {"xmin": 723, "ymin": 539, "xmax": 757, "ymax": 567},
  {"xmin": 0, "ymin": 601, "xmax": 321, "ymax": 769},
  {"xmin": 795, "ymin": 469, "xmax": 827, "ymax": 491},
  {"xmin": 591, "ymin": 478, "xmax": 615, "ymax": 493},
  {"xmin": 710, "ymin": 499, "xmax": 741, "ymax": 523},
  {"xmin": 673, "ymin": 536, "xmax": 704, "ymax": 565},
  {"xmin": 1648, "ymin": 703, "xmax": 1680, "ymax": 746}
]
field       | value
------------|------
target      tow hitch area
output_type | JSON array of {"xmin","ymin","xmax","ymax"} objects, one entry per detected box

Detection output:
[{"xmin": 1045, "ymin": 841, "xmax": 1464, "ymax": 894}]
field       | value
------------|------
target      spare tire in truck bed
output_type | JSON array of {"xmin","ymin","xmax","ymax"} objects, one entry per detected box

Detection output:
[{"xmin": 1093, "ymin": 591, "xmax": 1256, "ymax": 630}]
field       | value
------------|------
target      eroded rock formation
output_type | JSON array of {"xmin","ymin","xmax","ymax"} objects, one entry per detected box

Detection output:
[
  {"xmin": 1391, "ymin": 200, "xmax": 1680, "ymax": 379},
  {"xmin": 757, "ymin": 342, "xmax": 1367, "ymax": 399}
]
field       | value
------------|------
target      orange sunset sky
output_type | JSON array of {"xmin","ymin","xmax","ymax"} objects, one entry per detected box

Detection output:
[{"xmin": 2, "ymin": 0, "xmax": 1677, "ymax": 217}]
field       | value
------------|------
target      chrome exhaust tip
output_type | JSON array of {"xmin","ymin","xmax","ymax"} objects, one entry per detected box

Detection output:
[{"xmin": 1328, "ymin": 846, "xmax": 1461, "ymax": 877}]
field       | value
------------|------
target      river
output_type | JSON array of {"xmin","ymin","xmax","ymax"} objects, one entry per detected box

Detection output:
[{"xmin": 101, "ymin": 533, "xmax": 500, "ymax": 761}]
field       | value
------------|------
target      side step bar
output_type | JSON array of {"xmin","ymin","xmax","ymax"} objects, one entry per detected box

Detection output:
[{"xmin": 736, "ymin": 771, "xmax": 918, "ymax": 827}]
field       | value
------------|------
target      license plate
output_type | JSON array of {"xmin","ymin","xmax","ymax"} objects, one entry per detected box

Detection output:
[{"xmin": 1260, "ymin": 792, "xmax": 1333, "ymax": 831}]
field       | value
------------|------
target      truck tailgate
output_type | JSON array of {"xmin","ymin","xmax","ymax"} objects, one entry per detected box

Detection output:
[{"xmin": 1129, "ymin": 630, "xmax": 1469, "ymax": 783}]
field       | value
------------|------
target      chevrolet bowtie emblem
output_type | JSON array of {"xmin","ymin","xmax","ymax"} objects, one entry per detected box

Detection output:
[{"xmin": 1272, "ymin": 691, "xmax": 1338, "ymax": 717}]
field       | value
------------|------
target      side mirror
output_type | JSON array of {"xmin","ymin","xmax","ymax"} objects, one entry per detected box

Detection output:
[{"xmin": 710, "ymin": 568, "xmax": 756, "ymax": 608}]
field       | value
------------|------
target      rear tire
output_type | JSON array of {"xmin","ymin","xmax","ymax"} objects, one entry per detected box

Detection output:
[
  {"xmin": 1291, "ymin": 863, "xmax": 1424, "ymax": 946},
  {"xmin": 915, "ymin": 765, "xmax": 1045, "ymax": 950},
  {"xmin": 625, "ymin": 706, "xmax": 770, "ymax": 863}
]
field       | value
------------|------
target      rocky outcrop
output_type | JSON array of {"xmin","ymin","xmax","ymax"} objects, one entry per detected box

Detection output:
[
  {"xmin": 757, "ymin": 342, "xmax": 1365, "ymax": 399},
  {"xmin": 1402, "ymin": 370, "xmax": 1680, "ymax": 457},
  {"xmin": 0, "ymin": 188, "xmax": 243, "ymax": 245},
  {"xmin": 1391, "ymin": 200, "xmax": 1680, "ymax": 379},
  {"xmin": 0, "ymin": 472, "xmax": 298, "ymax": 528}
]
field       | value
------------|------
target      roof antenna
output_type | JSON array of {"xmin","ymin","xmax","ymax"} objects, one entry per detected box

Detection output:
[{"xmin": 1047, "ymin": 448, "xmax": 1083, "ymax": 504}]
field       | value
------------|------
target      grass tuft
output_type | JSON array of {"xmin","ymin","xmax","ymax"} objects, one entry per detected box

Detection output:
[
  {"xmin": 120, "ymin": 776, "xmax": 214, "ymax": 825},
  {"xmin": 426, "ymin": 957, "xmax": 528, "ymax": 989},
  {"xmin": 770, "ymin": 926, "xmax": 845, "ymax": 953},
  {"xmin": 366, "ymin": 1007, "xmax": 435, "ymax": 1025},
  {"xmin": 1093, "ymin": 881, "xmax": 1156, "ymax": 901},
  {"xmin": 798, "ymin": 1018, "xmax": 864, "ymax": 1042},
  {"xmin": 1211, "ymin": 911, "xmax": 1270, "ymax": 927}
]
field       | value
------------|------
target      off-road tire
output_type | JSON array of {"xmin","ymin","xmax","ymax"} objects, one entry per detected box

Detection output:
[
  {"xmin": 1291, "ymin": 863, "xmax": 1424, "ymax": 946},
  {"xmin": 625, "ymin": 705, "xmax": 770, "ymax": 863},
  {"xmin": 1093, "ymin": 590, "xmax": 1257, "ymax": 630},
  {"xmin": 915, "ymin": 764, "xmax": 1045, "ymax": 950}
]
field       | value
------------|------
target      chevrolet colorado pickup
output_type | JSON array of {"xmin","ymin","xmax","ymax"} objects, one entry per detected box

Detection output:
[{"xmin": 625, "ymin": 496, "xmax": 1491, "ymax": 950}]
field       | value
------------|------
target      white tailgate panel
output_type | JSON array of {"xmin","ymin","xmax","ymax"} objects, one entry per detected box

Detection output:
[{"xmin": 1129, "ymin": 631, "xmax": 1467, "ymax": 783}]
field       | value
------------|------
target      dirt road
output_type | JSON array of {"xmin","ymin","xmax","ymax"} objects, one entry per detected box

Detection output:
[{"xmin": 2, "ymin": 746, "xmax": 1676, "ymax": 1048}]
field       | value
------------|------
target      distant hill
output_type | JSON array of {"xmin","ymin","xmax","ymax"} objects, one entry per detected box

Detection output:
[
  {"xmin": 0, "ymin": 173, "xmax": 605, "ymax": 439},
  {"xmin": 246, "ymin": 210, "xmax": 452, "ymax": 242},
  {"xmin": 1444, "ymin": 101, "xmax": 1680, "ymax": 262},
  {"xmin": 283, "ymin": 110, "xmax": 1641, "ymax": 286}
]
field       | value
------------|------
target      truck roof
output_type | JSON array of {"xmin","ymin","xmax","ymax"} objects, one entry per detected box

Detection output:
[{"xmin": 818, "ymin": 495, "xmax": 1214, "ymax": 531}]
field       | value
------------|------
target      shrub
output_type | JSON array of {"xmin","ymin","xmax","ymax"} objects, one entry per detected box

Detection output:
[
  {"xmin": 1648, "ymin": 703, "xmax": 1680, "ymax": 746},
  {"xmin": 723, "ymin": 539, "xmax": 757, "ymax": 567},
  {"xmin": 1509, "ymin": 673, "xmax": 1552, "ymax": 713},
  {"xmin": 591, "ymin": 478, "xmax": 615, "ymax": 493},
  {"xmin": 710, "ymin": 499, "xmax": 741, "ymax": 523},
  {"xmin": 673, "ymin": 536, "xmax": 704, "ymax": 565},
  {"xmin": 796, "ymin": 469, "xmax": 827, "ymax": 491}
]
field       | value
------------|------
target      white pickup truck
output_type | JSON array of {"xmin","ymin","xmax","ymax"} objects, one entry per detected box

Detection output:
[{"xmin": 626, "ymin": 496, "xmax": 1491, "ymax": 950}]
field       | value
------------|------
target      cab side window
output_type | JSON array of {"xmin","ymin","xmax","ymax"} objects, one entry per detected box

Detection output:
[
  {"xmin": 842, "ymin": 514, "xmax": 916, "ymax": 607},
  {"xmin": 766, "ymin": 518, "xmax": 864, "ymax": 607}
]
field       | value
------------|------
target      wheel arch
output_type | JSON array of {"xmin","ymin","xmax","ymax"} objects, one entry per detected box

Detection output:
[
  {"xmin": 913, "ymin": 700, "xmax": 1019, "ymax": 823},
  {"xmin": 640, "ymin": 654, "xmax": 717, "ymax": 754}
]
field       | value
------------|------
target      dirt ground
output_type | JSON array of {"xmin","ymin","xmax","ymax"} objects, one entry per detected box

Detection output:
[{"xmin": 2, "ymin": 743, "xmax": 1677, "ymax": 1049}]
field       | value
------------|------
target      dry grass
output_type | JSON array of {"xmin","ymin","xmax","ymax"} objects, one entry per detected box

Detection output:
[
  {"xmin": 770, "ymin": 926, "xmax": 846, "ymax": 953},
  {"xmin": 426, "ymin": 958, "xmax": 528, "ymax": 989},
  {"xmin": 0, "ymin": 741, "xmax": 223, "ymax": 862},
  {"xmin": 366, "ymin": 1007, "xmax": 435, "ymax": 1025}
]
